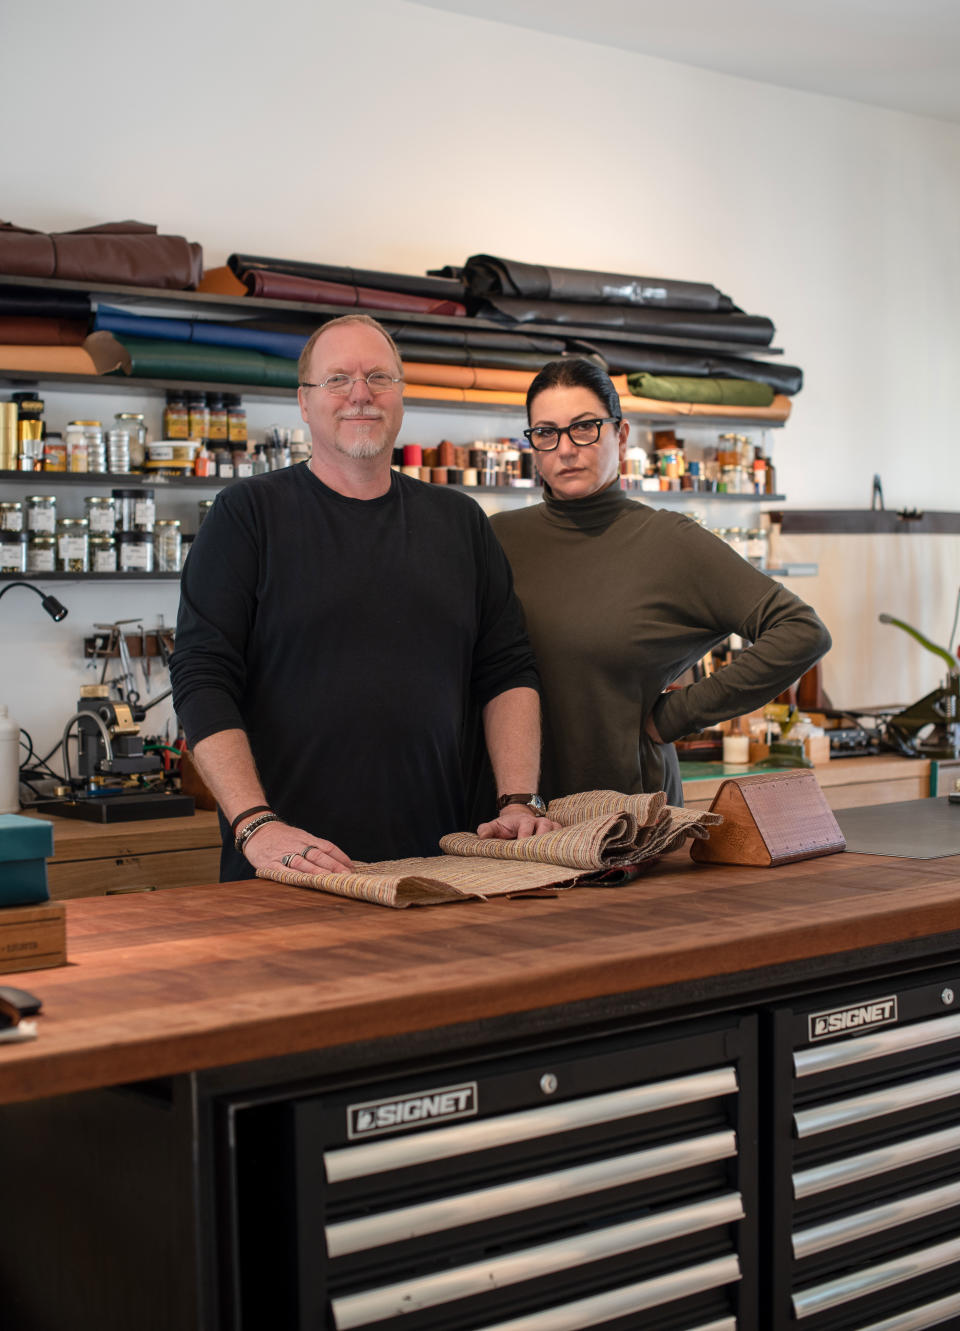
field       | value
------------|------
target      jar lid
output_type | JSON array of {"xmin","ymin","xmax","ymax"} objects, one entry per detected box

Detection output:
[
  {"xmin": 115, "ymin": 413, "xmax": 145, "ymax": 421},
  {"xmin": 29, "ymin": 533, "xmax": 55, "ymax": 543},
  {"xmin": 111, "ymin": 488, "xmax": 156, "ymax": 498},
  {"xmin": 26, "ymin": 495, "xmax": 56, "ymax": 502},
  {"xmin": 1, "ymin": 530, "xmax": 27, "ymax": 541},
  {"xmin": 0, "ymin": 500, "xmax": 23, "ymax": 508},
  {"xmin": 89, "ymin": 533, "xmax": 115, "ymax": 544},
  {"xmin": 155, "ymin": 518, "xmax": 182, "ymax": 528},
  {"xmin": 70, "ymin": 420, "xmax": 102, "ymax": 427},
  {"xmin": 85, "ymin": 495, "xmax": 115, "ymax": 503},
  {"xmin": 58, "ymin": 517, "xmax": 88, "ymax": 528},
  {"xmin": 116, "ymin": 530, "xmax": 152, "ymax": 543}
]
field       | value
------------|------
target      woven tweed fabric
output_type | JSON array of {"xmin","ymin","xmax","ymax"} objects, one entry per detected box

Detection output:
[
  {"xmin": 441, "ymin": 812, "xmax": 642, "ymax": 869},
  {"xmin": 547, "ymin": 790, "xmax": 666, "ymax": 827},
  {"xmin": 258, "ymin": 856, "xmax": 579, "ymax": 908}
]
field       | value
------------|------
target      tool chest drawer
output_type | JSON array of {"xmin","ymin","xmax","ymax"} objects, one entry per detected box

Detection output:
[
  {"xmin": 765, "ymin": 969, "xmax": 960, "ymax": 1331},
  {"xmin": 219, "ymin": 1014, "xmax": 758, "ymax": 1331}
]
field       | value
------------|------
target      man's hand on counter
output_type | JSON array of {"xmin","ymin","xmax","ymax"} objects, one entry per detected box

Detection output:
[
  {"xmin": 243, "ymin": 821, "xmax": 355, "ymax": 875},
  {"xmin": 475, "ymin": 806, "xmax": 562, "ymax": 841}
]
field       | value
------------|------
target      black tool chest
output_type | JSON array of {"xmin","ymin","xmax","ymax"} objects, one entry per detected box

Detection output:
[
  {"xmin": 764, "ymin": 967, "xmax": 960, "ymax": 1331},
  {"xmin": 223, "ymin": 1014, "xmax": 758, "ymax": 1331}
]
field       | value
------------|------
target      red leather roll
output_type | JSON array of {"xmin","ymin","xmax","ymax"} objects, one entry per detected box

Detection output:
[
  {"xmin": 241, "ymin": 268, "xmax": 465, "ymax": 316},
  {"xmin": 0, "ymin": 317, "xmax": 87, "ymax": 345}
]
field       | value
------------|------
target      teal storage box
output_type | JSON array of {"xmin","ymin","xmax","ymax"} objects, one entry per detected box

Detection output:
[{"xmin": 0, "ymin": 814, "xmax": 53, "ymax": 906}]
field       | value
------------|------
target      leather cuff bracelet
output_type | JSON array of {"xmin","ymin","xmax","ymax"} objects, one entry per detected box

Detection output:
[{"xmin": 229, "ymin": 803, "xmax": 272, "ymax": 835}]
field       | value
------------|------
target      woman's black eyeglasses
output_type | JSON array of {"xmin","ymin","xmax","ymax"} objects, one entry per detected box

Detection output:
[{"xmin": 522, "ymin": 417, "xmax": 621, "ymax": 452}]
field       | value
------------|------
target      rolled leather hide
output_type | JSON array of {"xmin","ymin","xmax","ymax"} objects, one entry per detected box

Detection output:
[
  {"xmin": 625, "ymin": 373, "xmax": 775, "ymax": 406},
  {"xmin": 228, "ymin": 253, "xmax": 465, "ymax": 302},
  {"xmin": 0, "ymin": 316, "xmax": 88, "ymax": 345},
  {"xmin": 473, "ymin": 294, "xmax": 775, "ymax": 345},
  {"xmin": 0, "ymin": 285, "xmax": 91, "ymax": 320},
  {"xmin": 586, "ymin": 340, "xmax": 802, "ymax": 393},
  {"xmin": 463, "ymin": 254, "xmax": 734, "ymax": 311},
  {"xmin": 0, "ymin": 220, "xmax": 202, "ymax": 289},
  {"xmin": 240, "ymin": 268, "xmax": 465, "ymax": 316},
  {"xmin": 94, "ymin": 306, "xmax": 308, "ymax": 360}
]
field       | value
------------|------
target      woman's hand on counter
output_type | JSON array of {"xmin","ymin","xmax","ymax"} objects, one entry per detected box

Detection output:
[{"xmin": 243, "ymin": 820, "xmax": 355, "ymax": 875}]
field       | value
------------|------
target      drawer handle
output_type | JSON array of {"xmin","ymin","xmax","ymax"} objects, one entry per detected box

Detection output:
[
  {"xmin": 794, "ymin": 1123, "xmax": 960, "ymax": 1198},
  {"xmin": 795, "ymin": 1012, "xmax": 960, "ymax": 1078},
  {"xmin": 847, "ymin": 1289, "xmax": 960, "ymax": 1331},
  {"xmin": 795, "ymin": 1068, "xmax": 960, "ymax": 1138},
  {"xmin": 105, "ymin": 885, "xmax": 158, "ymax": 894},
  {"xmin": 327, "ymin": 1129, "xmax": 737, "ymax": 1257},
  {"xmin": 331, "ymin": 1192, "xmax": 744, "ymax": 1329},
  {"xmin": 468, "ymin": 1262, "xmax": 739, "ymax": 1331},
  {"xmin": 793, "ymin": 1178, "xmax": 960, "ymax": 1258},
  {"xmin": 324, "ymin": 1067, "xmax": 738, "ymax": 1183},
  {"xmin": 792, "ymin": 1233, "xmax": 960, "ymax": 1318}
]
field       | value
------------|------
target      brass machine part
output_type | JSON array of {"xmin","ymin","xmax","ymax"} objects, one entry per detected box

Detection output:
[
  {"xmin": 80, "ymin": 684, "xmax": 110, "ymax": 698},
  {"xmin": 108, "ymin": 703, "xmax": 140, "ymax": 736}
]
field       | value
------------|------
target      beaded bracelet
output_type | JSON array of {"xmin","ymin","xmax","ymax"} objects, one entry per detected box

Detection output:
[
  {"xmin": 234, "ymin": 811, "xmax": 279, "ymax": 854},
  {"xmin": 229, "ymin": 803, "xmax": 272, "ymax": 835}
]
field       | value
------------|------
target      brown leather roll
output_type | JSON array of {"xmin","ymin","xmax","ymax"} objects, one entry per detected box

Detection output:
[
  {"xmin": 242, "ymin": 269, "xmax": 465, "ymax": 316},
  {"xmin": 401, "ymin": 361, "xmax": 536, "ymax": 392},
  {"xmin": 0, "ymin": 344, "xmax": 98, "ymax": 373},
  {"xmin": 0, "ymin": 220, "xmax": 202, "ymax": 289},
  {"xmin": 0, "ymin": 317, "xmax": 87, "ymax": 345}
]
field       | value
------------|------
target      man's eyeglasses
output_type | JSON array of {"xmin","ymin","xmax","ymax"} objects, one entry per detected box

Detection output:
[
  {"xmin": 299, "ymin": 372, "xmax": 405, "ymax": 396},
  {"xmin": 522, "ymin": 417, "xmax": 621, "ymax": 452}
]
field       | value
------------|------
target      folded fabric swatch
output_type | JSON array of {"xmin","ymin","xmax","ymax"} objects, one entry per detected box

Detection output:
[
  {"xmin": 85, "ymin": 332, "xmax": 299, "ymax": 387},
  {"xmin": 474, "ymin": 295, "xmax": 775, "ymax": 346},
  {"xmin": 0, "ymin": 316, "xmax": 87, "ymax": 346},
  {"xmin": 464, "ymin": 254, "xmax": 733, "ymax": 311},
  {"xmin": 259, "ymin": 789, "xmax": 721, "ymax": 908},
  {"xmin": 229, "ymin": 253, "xmax": 465, "ymax": 302},
  {"xmin": 0, "ymin": 219, "xmax": 202, "ymax": 289},
  {"xmin": 94, "ymin": 306, "xmax": 308, "ymax": 360},
  {"xmin": 626, "ymin": 373, "xmax": 775, "ymax": 406},
  {"xmin": 241, "ymin": 268, "xmax": 465, "ymax": 316}
]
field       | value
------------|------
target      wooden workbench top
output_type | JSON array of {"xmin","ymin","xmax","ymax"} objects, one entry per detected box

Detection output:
[{"xmin": 3, "ymin": 846, "xmax": 960, "ymax": 1107}]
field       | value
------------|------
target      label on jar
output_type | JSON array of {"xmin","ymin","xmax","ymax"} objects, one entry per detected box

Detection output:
[
  {"xmin": 133, "ymin": 499, "xmax": 156, "ymax": 528},
  {"xmin": 92, "ymin": 545, "xmax": 117, "ymax": 573},
  {"xmin": 0, "ymin": 509, "xmax": 23, "ymax": 532},
  {"xmin": 28, "ymin": 508, "xmax": 55, "ymax": 534},
  {"xmin": 120, "ymin": 542, "xmax": 152, "ymax": 571},
  {"xmin": 27, "ymin": 545, "xmax": 56, "ymax": 573},
  {"xmin": 88, "ymin": 506, "xmax": 115, "ymax": 534}
]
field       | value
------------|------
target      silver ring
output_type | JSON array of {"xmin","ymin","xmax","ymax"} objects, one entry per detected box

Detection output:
[
  {"xmin": 281, "ymin": 852, "xmax": 296, "ymax": 867},
  {"xmin": 300, "ymin": 845, "xmax": 319, "ymax": 858}
]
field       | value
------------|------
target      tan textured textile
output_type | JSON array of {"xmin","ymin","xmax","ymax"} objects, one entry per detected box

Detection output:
[{"xmin": 258, "ymin": 789, "xmax": 722, "ymax": 908}]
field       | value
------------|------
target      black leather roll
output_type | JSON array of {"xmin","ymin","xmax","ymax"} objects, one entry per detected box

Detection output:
[
  {"xmin": 383, "ymin": 322, "xmax": 568, "ymax": 353},
  {"xmin": 583, "ymin": 339, "xmax": 803, "ymax": 393},
  {"xmin": 392, "ymin": 342, "xmax": 604, "ymax": 372},
  {"xmin": 463, "ymin": 254, "xmax": 734, "ymax": 311},
  {"xmin": 0, "ymin": 285, "xmax": 91, "ymax": 321},
  {"xmin": 473, "ymin": 295, "xmax": 775, "ymax": 346},
  {"xmin": 227, "ymin": 254, "xmax": 465, "ymax": 302}
]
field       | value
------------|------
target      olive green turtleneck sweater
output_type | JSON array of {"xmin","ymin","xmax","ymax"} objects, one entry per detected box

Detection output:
[{"xmin": 490, "ymin": 482, "xmax": 831, "ymax": 805}]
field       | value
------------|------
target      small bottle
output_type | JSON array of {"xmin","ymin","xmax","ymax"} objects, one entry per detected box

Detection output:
[
  {"xmin": 723, "ymin": 716, "xmax": 750, "ymax": 765},
  {"xmin": 188, "ymin": 394, "xmax": 209, "ymax": 443},
  {"xmin": 235, "ymin": 450, "xmax": 255, "ymax": 479},
  {"xmin": 215, "ymin": 448, "xmax": 234, "ymax": 479},
  {"xmin": 764, "ymin": 454, "xmax": 777, "ymax": 495},
  {"xmin": 194, "ymin": 445, "xmax": 216, "ymax": 478},
  {"xmin": 252, "ymin": 444, "xmax": 269, "ymax": 476},
  {"xmin": 226, "ymin": 394, "xmax": 247, "ymax": 445},
  {"xmin": 207, "ymin": 393, "xmax": 228, "ymax": 444},
  {"xmin": 163, "ymin": 393, "xmax": 190, "ymax": 440}
]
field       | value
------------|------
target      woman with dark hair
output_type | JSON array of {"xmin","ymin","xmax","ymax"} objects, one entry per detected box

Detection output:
[{"xmin": 489, "ymin": 358, "xmax": 831, "ymax": 805}]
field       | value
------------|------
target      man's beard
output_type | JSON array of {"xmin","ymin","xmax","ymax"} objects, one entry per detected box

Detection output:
[{"xmin": 333, "ymin": 413, "xmax": 393, "ymax": 460}]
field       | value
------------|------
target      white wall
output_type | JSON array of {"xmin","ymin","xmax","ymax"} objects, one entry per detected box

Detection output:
[{"xmin": 2, "ymin": 0, "xmax": 959, "ymax": 755}]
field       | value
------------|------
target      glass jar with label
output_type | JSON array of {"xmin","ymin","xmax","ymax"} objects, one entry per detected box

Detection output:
[
  {"xmin": 89, "ymin": 533, "xmax": 117, "ymax": 573},
  {"xmin": 0, "ymin": 530, "xmax": 27, "ymax": 573},
  {"xmin": 163, "ymin": 393, "xmax": 189, "ymax": 440},
  {"xmin": 117, "ymin": 530, "xmax": 154, "ymax": 573},
  {"xmin": 114, "ymin": 413, "xmax": 147, "ymax": 469},
  {"xmin": 26, "ymin": 495, "xmax": 57, "ymax": 534},
  {"xmin": 42, "ymin": 434, "xmax": 67, "ymax": 471},
  {"xmin": 197, "ymin": 499, "xmax": 214, "ymax": 528},
  {"xmin": 84, "ymin": 495, "xmax": 117, "ymax": 535},
  {"xmin": 0, "ymin": 501, "xmax": 24, "ymax": 532},
  {"xmin": 111, "ymin": 488, "xmax": 156, "ymax": 533},
  {"xmin": 27, "ymin": 533, "xmax": 56, "ymax": 574},
  {"xmin": 154, "ymin": 518, "xmax": 182, "ymax": 573},
  {"xmin": 57, "ymin": 517, "xmax": 89, "ymax": 572},
  {"xmin": 106, "ymin": 428, "xmax": 130, "ymax": 475},
  {"xmin": 65, "ymin": 423, "xmax": 89, "ymax": 473}
]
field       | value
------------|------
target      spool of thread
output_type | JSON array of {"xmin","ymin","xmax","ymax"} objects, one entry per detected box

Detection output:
[
  {"xmin": 438, "ymin": 439, "xmax": 455, "ymax": 467},
  {"xmin": 403, "ymin": 444, "xmax": 423, "ymax": 466},
  {"xmin": 422, "ymin": 447, "xmax": 439, "ymax": 468},
  {"xmin": 430, "ymin": 468, "xmax": 448, "ymax": 484},
  {"xmin": 419, "ymin": 466, "xmax": 432, "ymax": 482},
  {"xmin": 401, "ymin": 465, "xmax": 420, "ymax": 478},
  {"xmin": 0, "ymin": 703, "xmax": 20, "ymax": 813},
  {"xmin": 462, "ymin": 468, "xmax": 478, "ymax": 487}
]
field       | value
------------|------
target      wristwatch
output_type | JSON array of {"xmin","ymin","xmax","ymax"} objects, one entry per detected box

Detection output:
[{"xmin": 496, "ymin": 792, "xmax": 547, "ymax": 817}]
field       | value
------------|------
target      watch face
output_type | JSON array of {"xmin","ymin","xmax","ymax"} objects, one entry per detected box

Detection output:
[{"xmin": 527, "ymin": 796, "xmax": 547, "ymax": 816}]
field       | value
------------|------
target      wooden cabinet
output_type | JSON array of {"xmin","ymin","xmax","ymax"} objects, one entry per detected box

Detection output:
[{"xmin": 23, "ymin": 809, "xmax": 222, "ymax": 898}]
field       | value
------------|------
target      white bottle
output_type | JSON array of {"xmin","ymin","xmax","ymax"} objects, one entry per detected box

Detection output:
[{"xmin": 0, "ymin": 704, "xmax": 21, "ymax": 813}]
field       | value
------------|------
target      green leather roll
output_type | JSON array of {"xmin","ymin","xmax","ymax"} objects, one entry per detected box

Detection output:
[
  {"xmin": 110, "ymin": 336, "xmax": 299, "ymax": 387},
  {"xmin": 625, "ymin": 373, "xmax": 775, "ymax": 406}
]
